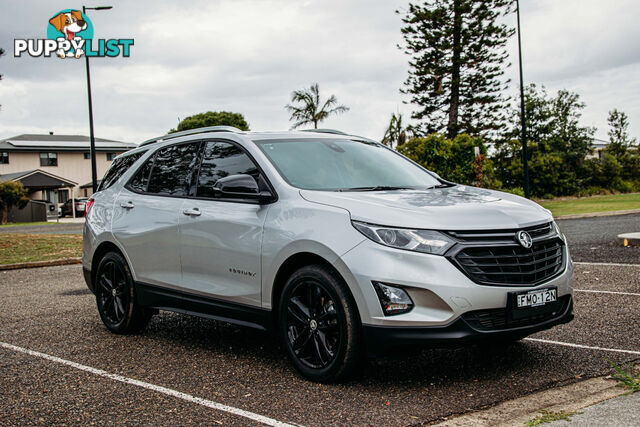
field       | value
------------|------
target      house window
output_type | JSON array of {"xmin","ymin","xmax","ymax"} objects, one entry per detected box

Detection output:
[
  {"xmin": 40, "ymin": 152, "xmax": 58, "ymax": 166},
  {"xmin": 43, "ymin": 189, "xmax": 56, "ymax": 203},
  {"xmin": 58, "ymin": 189, "xmax": 69, "ymax": 203},
  {"xmin": 84, "ymin": 152, "xmax": 91, "ymax": 159},
  {"xmin": 106, "ymin": 152, "xmax": 116, "ymax": 161},
  {"xmin": 0, "ymin": 152, "xmax": 8, "ymax": 164}
]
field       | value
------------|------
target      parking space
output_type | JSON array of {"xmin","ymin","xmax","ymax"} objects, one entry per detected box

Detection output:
[{"xmin": 1, "ymin": 258, "xmax": 638, "ymax": 426}]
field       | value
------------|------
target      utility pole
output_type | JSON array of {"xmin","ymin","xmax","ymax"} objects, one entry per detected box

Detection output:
[
  {"xmin": 516, "ymin": 0, "xmax": 531, "ymax": 199},
  {"xmin": 83, "ymin": 6, "xmax": 112, "ymax": 194}
]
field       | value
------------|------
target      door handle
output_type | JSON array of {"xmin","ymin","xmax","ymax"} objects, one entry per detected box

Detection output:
[
  {"xmin": 120, "ymin": 201, "xmax": 135, "ymax": 209},
  {"xmin": 182, "ymin": 208, "xmax": 201, "ymax": 217}
]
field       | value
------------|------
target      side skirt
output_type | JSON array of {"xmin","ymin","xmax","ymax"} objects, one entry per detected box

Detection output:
[{"xmin": 135, "ymin": 282, "xmax": 272, "ymax": 331}]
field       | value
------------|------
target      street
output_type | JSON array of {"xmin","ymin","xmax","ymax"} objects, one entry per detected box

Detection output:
[{"xmin": 0, "ymin": 214, "xmax": 638, "ymax": 425}]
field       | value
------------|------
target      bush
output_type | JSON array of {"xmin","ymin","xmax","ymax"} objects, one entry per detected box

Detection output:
[
  {"xmin": 0, "ymin": 181, "xmax": 29, "ymax": 225},
  {"xmin": 576, "ymin": 186, "xmax": 609, "ymax": 197},
  {"xmin": 398, "ymin": 134, "xmax": 501, "ymax": 188},
  {"xmin": 502, "ymin": 187, "xmax": 525, "ymax": 197},
  {"xmin": 494, "ymin": 139, "xmax": 640, "ymax": 197}
]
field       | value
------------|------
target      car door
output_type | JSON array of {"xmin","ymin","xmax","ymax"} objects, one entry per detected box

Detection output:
[
  {"xmin": 179, "ymin": 140, "xmax": 271, "ymax": 307},
  {"xmin": 112, "ymin": 141, "xmax": 201, "ymax": 288}
]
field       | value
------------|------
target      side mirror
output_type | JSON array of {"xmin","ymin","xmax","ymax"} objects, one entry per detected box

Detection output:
[{"xmin": 213, "ymin": 174, "xmax": 274, "ymax": 203}]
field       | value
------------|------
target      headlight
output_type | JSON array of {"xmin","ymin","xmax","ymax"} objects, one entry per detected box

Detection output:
[{"xmin": 352, "ymin": 221, "xmax": 455, "ymax": 255}]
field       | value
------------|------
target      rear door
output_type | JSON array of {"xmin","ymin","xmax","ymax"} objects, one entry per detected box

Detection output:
[
  {"xmin": 112, "ymin": 141, "xmax": 201, "ymax": 288},
  {"xmin": 179, "ymin": 140, "xmax": 270, "ymax": 307}
]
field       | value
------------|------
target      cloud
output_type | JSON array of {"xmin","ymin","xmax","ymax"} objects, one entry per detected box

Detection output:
[{"xmin": 0, "ymin": 0, "xmax": 638, "ymax": 143}]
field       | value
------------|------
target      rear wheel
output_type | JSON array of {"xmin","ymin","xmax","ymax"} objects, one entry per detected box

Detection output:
[
  {"xmin": 278, "ymin": 264, "xmax": 361, "ymax": 382},
  {"xmin": 95, "ymin": 252, "xmax": 152, "ymax": 334}
]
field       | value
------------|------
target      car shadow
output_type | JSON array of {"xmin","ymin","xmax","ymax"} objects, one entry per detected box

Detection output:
[{"xmin": 128, "ymin": 311, "xmax": 595, "ymax": 388}]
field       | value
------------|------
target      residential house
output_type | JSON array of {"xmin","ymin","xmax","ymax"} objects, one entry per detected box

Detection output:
[{"xmin": 0, "ymin": 133, "xmax": 136, "ymax": 206}]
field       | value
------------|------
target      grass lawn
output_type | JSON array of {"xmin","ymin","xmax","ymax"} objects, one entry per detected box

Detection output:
[
  {"xmin": 0, "ymin": 233, "xmax": 82, "ymax": 265},
  {"xmin": 0, "ymin": 221, "xmax": 53, "ymax": 228},
  {"xmin": 539, "ymin": 193, "xmax": 640, "ymax": 217}
]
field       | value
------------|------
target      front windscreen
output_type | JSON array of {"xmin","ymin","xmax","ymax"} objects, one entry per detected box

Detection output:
[{"xmin": 254, "ymin": 138, "xmax": 441, "ymax": 191}]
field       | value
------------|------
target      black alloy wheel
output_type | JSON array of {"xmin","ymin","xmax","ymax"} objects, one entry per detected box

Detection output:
[
  {"xmin": 97, "ymin": 259, "xmax": 129, "ymax": 326},
  {"xmin": 286, "ymin": 279, "xmax": 340, "ymax": 369},
  {"xmin": 95, "ymin": 252, "xmax": 151, "ymax": 334},
  {"xmin": 279, "ymin": 264, "xmax": 361, "ymax": 382}
]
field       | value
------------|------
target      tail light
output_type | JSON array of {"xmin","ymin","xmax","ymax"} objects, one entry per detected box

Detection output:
[{"xmin": 85, "ymin": 198, "xmax": 95, "ymax": 217}]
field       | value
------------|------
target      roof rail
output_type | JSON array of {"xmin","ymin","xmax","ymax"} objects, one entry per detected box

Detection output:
[
  {"xmin": 300, "ymin": 129, "xmax": 348, "ymax": 136},
  {"xmin": 300, "ymin": 128, "xmax": 379, "ymax": 143},
  {"xmin": 139, "ymin": 126, "xmax": 243, "ymax": 147}
]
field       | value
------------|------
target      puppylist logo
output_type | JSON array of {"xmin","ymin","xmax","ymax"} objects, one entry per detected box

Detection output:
[{"xmin": 14, "ymin": 9, "xmax": 133, "ymax": 59}]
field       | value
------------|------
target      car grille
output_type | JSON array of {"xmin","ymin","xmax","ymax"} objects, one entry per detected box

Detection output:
[
  {"xmin": 462, "ymin": 295, "xmax": 571, "ymax": 331},
  {"xmin": 447, "ymin": 222, "xmax": 554, "ymax": 243},
  {"xmin": 452, "ymin": 239, "xmax": 564, "ymax": 286}
]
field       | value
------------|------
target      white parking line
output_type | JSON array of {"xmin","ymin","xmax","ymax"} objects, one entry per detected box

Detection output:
[
  {"xmin": 0, "ymin": 342, "xmax": 295, "ymax": 427},
  {"xmin": 524, "ymin": 338, "xmax": 640, "ymax": 356},
  {"xmin": 574, "ymin": 262, "xmax": 640, "ymax": 267},
  {"xmin": 575, "ymin": 289, "xmax": 640, "ymax": 297}
]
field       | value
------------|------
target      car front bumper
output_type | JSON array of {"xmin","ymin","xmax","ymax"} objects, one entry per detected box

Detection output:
[
  {"xmin": 363, "ymin": 295, "xmax": 573, "ymax": 356},
  {"xmin": 339, "ymin": 237, "xmax": 574, "ymax": 350}
]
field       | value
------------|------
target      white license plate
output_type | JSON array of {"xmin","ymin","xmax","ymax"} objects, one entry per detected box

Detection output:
[{"xmin": 516, "ymin": 288, "xmax": 557, "ymax": 308}]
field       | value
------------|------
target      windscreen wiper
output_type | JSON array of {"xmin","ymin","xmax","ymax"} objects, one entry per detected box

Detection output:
[
  {"xmin": 425, "ymin": 183, "xmax": 454, "ymax": 189},
  {"xmin": 337, "ymin": 186, "xmax": 415, "ymax": 192}
]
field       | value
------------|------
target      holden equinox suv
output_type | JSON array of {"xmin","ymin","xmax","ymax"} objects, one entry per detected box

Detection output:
[{"xmin": 83, "ymin": 126, "xmax": 574, "ymax": 382}]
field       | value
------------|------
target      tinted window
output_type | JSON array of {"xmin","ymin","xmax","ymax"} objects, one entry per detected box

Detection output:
[
  {"xmin": 196, "ymin": 142, "xmax": 259, "ymax": 198},
  {"xmin": 99, "ymin": 151, "xmax": 145, "ymax": 191},
  {"xmin": 128, "ymin": 154, "xmax": 154, "ymax": 193},
  {"xmin": 147, "ymin": 142, "xmax": 201, "ymax": 196}
]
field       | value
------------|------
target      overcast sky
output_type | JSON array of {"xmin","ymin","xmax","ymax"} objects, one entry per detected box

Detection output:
[{"xmin": 1, "ymin": 0, "xmax": 638, "ymax": 143}]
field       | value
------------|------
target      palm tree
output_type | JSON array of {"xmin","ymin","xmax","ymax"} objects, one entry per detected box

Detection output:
[
  {"xmin": 381, "ymin": 113, "xmax": 407, "ymax": 148},
  {"xmin": 285, "ymin": 83, "xmax": 350, "ymax": 129}
]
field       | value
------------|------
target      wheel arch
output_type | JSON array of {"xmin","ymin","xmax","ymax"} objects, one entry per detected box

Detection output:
[
  {"xmin": 90, "ymin": 240, "xmax": 129, "ymax": 293},
  {"xmin": 269, "ymin": 251, "xmax": 364, "ymax": 330}
]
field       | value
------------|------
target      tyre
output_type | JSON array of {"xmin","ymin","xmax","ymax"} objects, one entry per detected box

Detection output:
[
  {"xmin": 95, "ymin": 251, "xmax": 152, "ymax": 334},
  {"xmin": 278, "ymin": 264, "xmax": 361, "ymax": 382}
]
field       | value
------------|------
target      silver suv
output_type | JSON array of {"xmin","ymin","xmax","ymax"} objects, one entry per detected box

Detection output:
[{"xmin": 83, "ymin": 126, "xmax": 574, "ymax": 382}]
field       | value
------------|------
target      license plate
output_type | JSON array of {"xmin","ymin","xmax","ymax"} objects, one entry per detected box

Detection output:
[{"xmin": 516, "ymin": 288, "xmax": 557, "ymax": 308}]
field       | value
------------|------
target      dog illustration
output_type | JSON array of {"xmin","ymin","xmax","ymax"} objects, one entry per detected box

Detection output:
[{"xmin": 49, "ymin": 10, "xmax": 87, "ymax": 58}]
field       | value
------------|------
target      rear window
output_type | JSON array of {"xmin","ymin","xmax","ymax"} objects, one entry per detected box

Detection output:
[{"xmin": 98, "ymin": 151, "xmax": 146, "ymax": 191}]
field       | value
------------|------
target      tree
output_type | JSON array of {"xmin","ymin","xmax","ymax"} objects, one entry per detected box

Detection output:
[
  {"xmin": 495, "ymin": 84, "xmax": 596, "ymax": 196},
  {"xmin": 381, "ymin": 113, "xmax": 408, "ymax": 147},
  {"xmin": 0, "ymin": 181, "xmax": 29, "ymax": 225},
  {"xmin": 398, "ymin": 0, "xmax": 514, "ymax": 139},
  {"xmin": 285, "ymin": 83, "xmax": 349, "ymax": 129},
  {"xmin": 605, "ymin": 109, "xmax": 637, "ymax": 158},
  {"xmin": 169, "ymin": 111, "xmax": 250, "ymax": 133}
]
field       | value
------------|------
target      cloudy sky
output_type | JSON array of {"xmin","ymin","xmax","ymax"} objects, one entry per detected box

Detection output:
[{"xmin": 1, "ymin": 0, "xmax": 638, "ymax": 143}]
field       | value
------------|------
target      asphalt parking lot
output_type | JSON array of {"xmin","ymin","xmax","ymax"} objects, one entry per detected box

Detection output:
[
  {"xmin": 1, "ymin": 215, "xmax": 639, "ymax": 425},
  {"xmin": 557, "ymin": 213, "xmax": 640, "ymax": 264}
]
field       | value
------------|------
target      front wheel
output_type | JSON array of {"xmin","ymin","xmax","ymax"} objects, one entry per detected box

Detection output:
[
  {"xmin": 95, "ymin": 251, "xmax": 152, "ymax": 334},
  {"xmin": 278, "ymin": 264, "xmax": 361, "ymax": 382}
]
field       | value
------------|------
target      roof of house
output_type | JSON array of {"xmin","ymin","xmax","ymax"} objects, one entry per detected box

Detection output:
[
  {"xmin": 0, "ymin": 134, "xmax": 137, "ymax": 152},
  {"xmin": 0, "ymin": 169, "xmax": 77, "ymax": 188},
  {"xmin": 80, "ymin": 180, "xmax": 101, "ymax": 189}
]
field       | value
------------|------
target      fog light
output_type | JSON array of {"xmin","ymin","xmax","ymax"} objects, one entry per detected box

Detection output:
[{"xmin": 372, "ymin": 282, "xmax": 414, "ymax": 315}]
